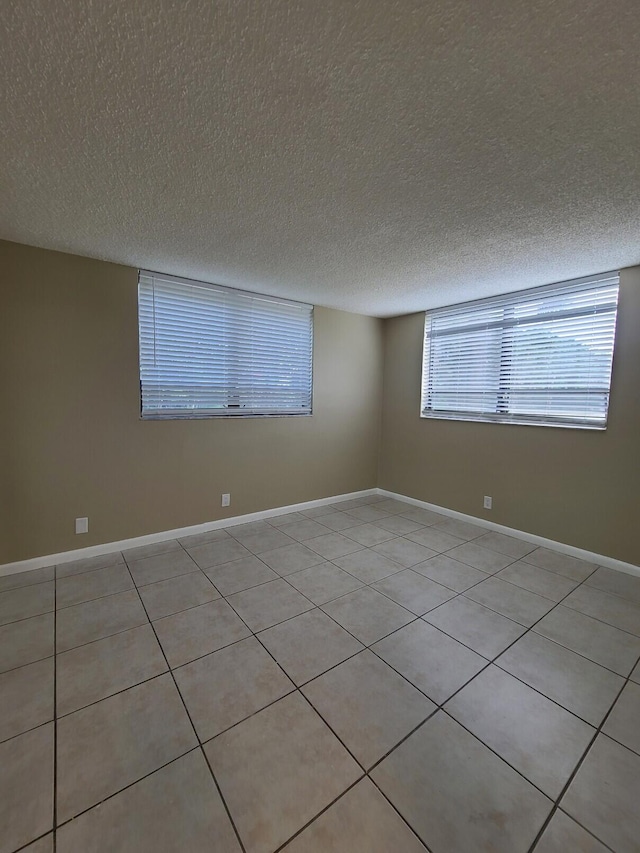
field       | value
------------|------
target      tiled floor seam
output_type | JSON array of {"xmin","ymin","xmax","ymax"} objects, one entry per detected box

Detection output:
[
  {"xmin": 247, "ymin": 624, "xmax": 434, "ymax": 852},
  {"xmin": 130, "ymin": 576, "xmax": 249, "ymax": 853},
  {"xmin": 525, "ymin": 648, "xmax": 640, "ymax": 853},
  {"xmin": 52, "ymin": 746, "xmax": 202, "ymax": 832}
]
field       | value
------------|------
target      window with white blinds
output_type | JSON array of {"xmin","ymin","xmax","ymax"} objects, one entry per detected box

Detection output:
[
  {"xmin": 138, "ymin": 271, "xmax": 313, "ymax": 419},
  {"xmin": 421, "ymin": 272, "xmax": 619, "ymax": 429}
]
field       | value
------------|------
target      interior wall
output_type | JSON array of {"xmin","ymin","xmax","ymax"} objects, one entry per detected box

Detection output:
[
  {"xmin": 0, "ymin": 240, "xmax": 383, "ymax": 564},
  {"xmin": 378, "ymin": 266, "xmax": 640, "ymax": 566}
]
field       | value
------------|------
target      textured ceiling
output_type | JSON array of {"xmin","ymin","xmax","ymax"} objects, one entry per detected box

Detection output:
[{"xmin": 2, "ymin": 1, "xmax": 639, "ymax": 316}]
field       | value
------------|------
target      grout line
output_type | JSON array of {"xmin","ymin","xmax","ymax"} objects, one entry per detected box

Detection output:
[
  {"xmin": 129, "ymin": 572, "xmax": 249, "ymax": 853},
  {"xmin": 525, "ymin": 646, "xmax": 640, "ymax": 853},
  {"xmin": 53, "ymin": 746, "xmax": 202, "ymax": 832},
  {"xmin": 10, "ymin": 504, "xmax": 639, "ymax": 853}
]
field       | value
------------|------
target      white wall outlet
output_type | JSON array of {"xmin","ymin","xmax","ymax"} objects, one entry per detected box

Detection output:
[
  {"xmin": 221, "ymin": 493, "xmax": 231, "ymax": 507},
  {"xmin": 483, "ymin": 496, "xmax": 492, "ymax": 510},
  {"xmin": 75, "ymin": 517, "xmax": 89, "ymax": 534}
]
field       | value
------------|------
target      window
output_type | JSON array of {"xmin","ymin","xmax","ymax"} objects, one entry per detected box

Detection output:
[
  {"xmin": 138, "ymin": 271, "xmax": 313, "ymax": 419},
  {"xmin": 421, "ymin": 272, "xmax": 619, "ymax": 429}
]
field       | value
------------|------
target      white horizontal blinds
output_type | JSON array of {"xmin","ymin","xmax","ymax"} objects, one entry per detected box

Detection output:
[
  {"xmin": 422, "ymin": 273, "xmax": 619, "ymax": 428},
  {"xmin": 138, "ymin": 271, "xmax": 313, "ymax": 418}
]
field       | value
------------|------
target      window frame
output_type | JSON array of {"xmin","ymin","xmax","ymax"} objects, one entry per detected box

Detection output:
[
  {"xmin": 137, "ymin": 270, "xmax": 314, "ymax": 420},
  {"xmin": 420, "ymin": 272, "xmax": 620, "ymax": 431}
]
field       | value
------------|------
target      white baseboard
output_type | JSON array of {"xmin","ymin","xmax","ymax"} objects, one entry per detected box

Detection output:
[
  {"xmin": 3, "ymin": 486, "xmax": 638, "ymax": 580},
  {"xmin": 0, "ymin": 489, "xmax": 377, "ymax": 578},
  {"xmin": 378, "ymin": 489, "xmax": 640, "ymax": 578}
]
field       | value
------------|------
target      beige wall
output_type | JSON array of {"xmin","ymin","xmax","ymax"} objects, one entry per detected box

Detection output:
[
  {"xmin": 0, "ymin": 240, "xmax": 383, "ymax": 564},
  {"xmin": 379, "ymin": 267, "xmax": 640, "ymax": 566}
]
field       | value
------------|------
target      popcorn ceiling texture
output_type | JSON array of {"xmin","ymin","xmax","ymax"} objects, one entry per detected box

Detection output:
[{"xmin": 1, "ymin": 0, "xmax": 639, "ymax": 316}]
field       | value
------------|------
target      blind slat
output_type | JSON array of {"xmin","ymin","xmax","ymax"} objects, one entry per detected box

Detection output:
[
  {"xmin": 138, "ymin": 271, "xmax": 313, "ymax": 419},
  {"xmin": 421, "ymin": 273, "xmax": 619, "ymax": 429}
]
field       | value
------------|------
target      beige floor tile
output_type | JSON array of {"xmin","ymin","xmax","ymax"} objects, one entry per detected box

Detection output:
[
  {"xmin": 227, "ymin": 520, "xmax": 273, "ymax": 540},
  {"xmin": 238, "ymin": 527, "xmax": 297, "ymax": 555},
  {"xmin": 631, "ymin": 659, "xmax": 640, "ymax": 683},
  {"xmin": 258, "ymin": 609, "xmax": 363, "ymax": 685},
  {"xmin": 259, "ymin": 543, "xmax": 325, "ymax": 575},
  {"xmin": 345, "ymin": 504, "xmax": 392, "ymax": 523},
  {"xmin": 465, "ymin": 576, "xmax": 555, "ymax": 626},
  {"xmin": 226, "ymin": 578, "xmax": 313, "ymax": 632},
  {"xmin": 186, "ymin": 538, "xmax": 251, "ymax": 570},
  {"xmin": 412, "ymin": 554, "xmax": 488, "ymax": 592},
  {"xmin": 0, "ymin": 658, "xmax": 54, "ymax": 742},
  {"xmin": 342, "ymin": 523, "xmax": 397, "ymax": 547},
  {"xmin": 562, "ymin": 734, "xmax": 640, "ymax": 853},
  {"xmin": 533, "ymin": 810, "xmax": 608, "ymax": 853},
  {"xmin": 56, "ymin": 624, "xmax": 167, "ymax": 716},
  {"xmin": 286, "ymin": 562, "xmax": 363, "ymax": 605},
  {"xmin": 0, "ymin": 613, "xmax": 53, "ymax": 674},
  {"xmin": 305, "ymin": 532, "xmax": 364, "ymax": 560},
  {"xmin": 372, "ymin": 569, "xmax": 455, "ymax": 615},
  {"xmin": 377, "ymin": 515, "xmax": 426, "ymax": 535},
  {"xmin": 303, "ymin": 650, "xmax": 435, "ymax": 768},
  {"xmin": 372, "ymin": 712, "xmax": 551, "ymax": 853},
  {"xmin": 205, "ymin": 692, "xmax": 361, "ymax": 853},
  {"xmin": 174, "ymin": 637, "xmax": 293, "ymax": 740},
  {"xmin": 522, "ymin": 548, "xmax": 597, "ymax": 582},
  {"xmin": 563, "ymin": 584, "xmax": 640, "ymax": 636},
  {"xmin": 430, "ymin": 517, "xmax": 485, "ymax": 541},
  {"xmin": 446, "ymin": 542, "xmax": 515, "ymax": 573},
  {"xmin": 398, "ymin": 507, "xmax": 444, "ymax": 526},
  {"xmin": 138, "ymin": 571, "xmax": 219, "ymax": 620},
  {"xmin": 0, "ymin": 723, "xmax": 53, "ymax": 853},
  {"xmin": 56, "ymin": 563, "xmax": 134, "ymax": 609},
  {"xmin": 22, "ymin": 835, "xmax": 54, "ymax": 853},
  {"xmin": 282, "ymin": 778, "xmax": 427, "ymax": 852},
  {"xmin": 322, "ymin": 587, "xmax": 414, "ymax": 646},
  {"xmin": 474, "ymin": 531, "xmax": 537, "ymax": 560},
  {"xmin": 375, "ymin": 499, "xmax": 412, "ymax": 515},
  {"xmin": 277, "ymin": 518, "xmax": 331, "ymax": 541},
  {"xmin": 56, "ymin": 589, "xmax": 148, "ymax": 652},
  {"xmin": 122, "ymin": 540, "xmax": 182, "ymax": 562},
  {"xmin": 371, "ymin": 538, "xmax": 436, "ymax": 568},
  {"xmin": 424, "ymin": 596, "xmax": 526, "ymax": 659},
  {"xmin": 603, "ymin": 680, "xmax": 640, "ymax": 755},
  {"xmin": 496, "ymin": 562, "xmax": 579, "ymax": 602},
  {"xmin": 204, "ymin": 554, "xmax": 278, "ymax": 595},
  {"xmin": 406, "ymin": 526, "xmax": 466, "ymax": 552},
  {"xmin": 447, "ymin": 665, "xmax": 595, "ymax": 798},
  {"xmin": 57, "ymin": 674, "xmax": 197, "ymax": 823},
  {"xmin": 498, "ymin": 632, "xmax": 624, "ymax": 726},
  {"xmin": 372, "ymin": 620, "xmax": 486, "ymax": 703},
  {"xmin": 56, "ymin": 750, "xmax": 241, "ymax": 853},
  {"xmin": 154, "ymin": 598, "xmax": 251, "ymax": 669},
  {"xmin": 127, "ymin": 549, "xmax": 200, "ymax": 586},
  {"xmin": 56, "ymin": 551, "xmax": 123, "ymax": 578},
  {"xmin": 315, "ymin": 511, "xmax": 362, "ymax": 531},
  {"xmin": 333, "ymin": 549, "xmax": 403, "ymax": 583},
  {"xmin": 585, "ymin": 566, "xmax": 640, "ymax": 604},
  {"xmin": 0, "ymin": 566, "xmax": 54, "ymax": 593},
  {"xmin": 534, "ymin": 605, "xmax": 640, "ymax": 675},
  {"xmin": 0, "ymin": 582, "xmax": 54, "ymax": 627}
]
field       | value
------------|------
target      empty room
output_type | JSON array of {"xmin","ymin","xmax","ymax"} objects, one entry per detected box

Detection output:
[{"xmin": 1, "ymin": 2, "xmax": 639, "ymax": 852}]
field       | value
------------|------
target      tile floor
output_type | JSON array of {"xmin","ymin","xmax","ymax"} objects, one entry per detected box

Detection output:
[{"xmin": 1, "ymin": 495, "xmax": 639, "ymax": 852}]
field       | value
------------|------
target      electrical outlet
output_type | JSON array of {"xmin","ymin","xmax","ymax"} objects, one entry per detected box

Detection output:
[
  {"xmin": 75, "ymin": 517, "xmax": 89, "ymax": 534},
  {"xmin": 221, "ymin": 493, "xmax": 231, "ymax": 507},
  {"xmin": 483, "ymin": 496, "xmax": 492, "ymax": 510}
]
